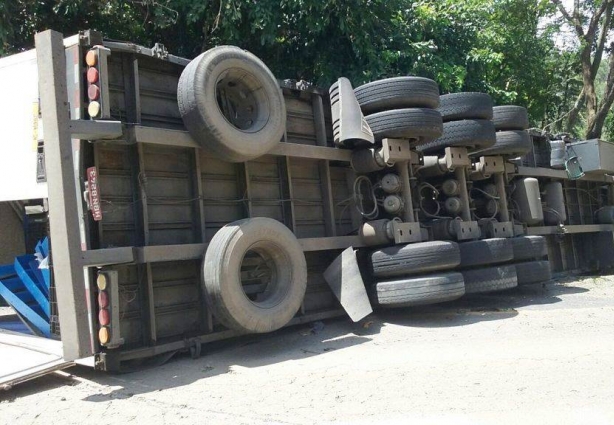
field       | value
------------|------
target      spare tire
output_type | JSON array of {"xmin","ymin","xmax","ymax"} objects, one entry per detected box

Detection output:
[
  {"xmin": 438, "ymin": 92, "xmax": 493, "ymax": 121},
  {"xmin": 178, "ymin": 46, "xmax": 285, "ymax": 162},
  {"xmin": 458, "ymin": 238, "xmax": 514, "ymax": 268},
  {"xmin": 472, "ymin": 130, "xmax": 532, "ymax": 157},
  {"xmin": 203, "ymin": 218, "xmax": 307, "ymax": 333},
  {"xmin": 355, "ymin": 77, "xmax": 440, "ymax": 114},
  {"xmin": 510, "ymin": 236, "xmax": 548, "ymax": 261},
  {"xmin": 416, "ymin": 119, "xmax": 496, "ymax": 154},
  {"xmin": 515, "ymin": 260, "xmax": 552, "ymax": 285},
  {"xmin": 463, "ymin": 265, "xmax": 518, "ymax": 294},
  {"xmin": 370, "ymin": 240, "xmax": 460, "ymax": 278},
  {"xmin": 492, "ymin": 105, "xmax": 529, "ymax": 130},
  {"xmin": 373, "ymin": 272, "xmax": 465, "ymax": 307},
  {"xmin": 364, "ymin": 108, "xmax": 443, "ymax": 144}
]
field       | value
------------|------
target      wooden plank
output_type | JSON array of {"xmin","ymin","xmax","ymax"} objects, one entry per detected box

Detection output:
[
  {"xmin": 278, "ymin": 156, "xmax": 296, "ymax": 232},
  {"xmin": 238, "ymin": 163, "xmax": 253, "ymax": 218},
  {"xmin": 122, "ymin": 54, "xmax": 141, "ymax": 123},
  {"xmin": 313, "ymin": 93, "xmax": 336, "ymax": 237},
  {"xmin": 135, "ymin": 243, "xmax": 206, "ymax": 263},
  {"xmin": 192, "ymin": 148, "xmax": 207, "ymax": 242},
  {"xmin": 144, "ymin": 264, "xmax": 157, "ymax": 343},
  {"xmin": 137, "ymin": 144, "xmax": 150, "ymax": 244}
]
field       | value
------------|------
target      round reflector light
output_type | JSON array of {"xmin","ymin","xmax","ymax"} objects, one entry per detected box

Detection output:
[
  {"xmin": 99, "ymin": 308, "xmax": 110, "ymax": 326},
  {"xmin": 98, "ymin": 290, "xmax": 109, "ymax": 309},
  {"xmin": 87, "ymin": 67, "xmax": 99, "ymax": 84},
  {"xmin": 96, "ymin": 273, "xmax": 107, "ymax": 291},
  {"xmin": 88, "ymin": 84, "xmax": 100, "ymax": 101},
  {"xmin": 99, "ymin": 327, "xmax": 110, "ymax": 345},
  {"xmin": 85, "ymin": 50, "xmax": 98, "ymax": 67},
  {"xmin": 88, "ymin": 101, "xmax": 101, "ymax": 118}
]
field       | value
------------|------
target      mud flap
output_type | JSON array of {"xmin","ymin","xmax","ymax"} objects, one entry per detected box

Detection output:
[
  {"xmin": 323, "ymin": 247, "xmax": 373, "ymax": 322},
  {"xmin": 329, "ymin": 77, "xmax": 374, "ymax": 148}
]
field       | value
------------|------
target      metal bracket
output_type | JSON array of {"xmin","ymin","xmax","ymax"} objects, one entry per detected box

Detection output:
[
  {"xmin": 410, "ymin": 150, "xmax": 421, "ymax": 165},
  {"xmin": 450, "ymin": 220, "xmax": 481, "ymax": 241},
  {"xmin": 70, "ymin": 120, "xmax": 123, "ymax": 140},
  {"xmin": 391, "ymin": 221, "xmax": 423, "ymax": 244},
  {"xmin": 479, "ymin": 220, "xmax": 514, "ymax": 238},
  {"xmin": 445, "ymin": 147, "xmax": 471, "ymax": 170},
  {"xmin": 479, "ymin": 156, "xmax": 505, "ymax": 174},
  {"xmin": 513, "ymin": 224, "xmax": 526, "ymax": 236},
  {"xmin": 382, "ymin": 138, "xmax": 412, "ymax": 164},
  {"xmin": 97, "ymin": 270, "xmax": 124, "ymax": 349},
  {"xmin": 36, "ymin": 141, "xmax": 47, "ymax": 183},
  {"xmin": 91, "ymin": 46, "xmax": 112, "ymax": 119}
]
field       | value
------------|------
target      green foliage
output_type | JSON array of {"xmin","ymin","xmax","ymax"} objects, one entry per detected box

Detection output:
[{"xmin": 0, "ymin": 0, "xmax": 594, "ymax": 134}]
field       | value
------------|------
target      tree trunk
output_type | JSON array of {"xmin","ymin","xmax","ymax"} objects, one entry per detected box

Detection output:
[
  {"xmin": 580, "ymin": 46, "xmax": 598, "ymax": 134},
  {"xmin": 586, "ymin": 107, "xmax": 610, "ymax": 139},
  {"xmin": 585, "ymin": 47, "xmax": 614, "ymax": 139},
  {"xmin": 565, "ymin": 89, "xmax": 584, "ymax": 133}
]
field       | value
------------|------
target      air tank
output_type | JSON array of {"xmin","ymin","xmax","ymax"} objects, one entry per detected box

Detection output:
[
  {"xmin": 512, "ymin": 178, "xmax": 543, "ymax": 225},
  {"xmin": 359, "ymin": 219, "xmax": 392, "ymax": 246},
  {"xmin": 351, "ymin": 148, "xmax": 385, "ymax": 174},
  {"xmin": 383, "ymin": 195, "xmax": 404, "ymax": 215},
  {"xmin": 442, "ymin": 179, "xmax": 460, "ymax": 196},
  {"xmin": 381, "ymin": 173, "xmax": 402, "ymax": 193},
  {"xmin": 444, "ymin": 197, "xmax": 463, "ymax": 215},
  {"xmin": 543, "ymin": 181, "xmax": 567, "ymax": 225}
]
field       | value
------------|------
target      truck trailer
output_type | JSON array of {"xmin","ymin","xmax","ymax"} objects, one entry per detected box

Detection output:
[{"xmin": 1, "ymin": 30, "xmax": 614, "ymax": 385}]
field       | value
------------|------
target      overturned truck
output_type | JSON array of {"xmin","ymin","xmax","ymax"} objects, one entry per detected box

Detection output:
[{"xmin": 1, "ymin": 30, "xmax": 614, "ymax": 373}]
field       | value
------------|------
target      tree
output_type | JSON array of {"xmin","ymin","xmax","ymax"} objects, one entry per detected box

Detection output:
[
  {"xmin": 551, "ymin": 0, "xmax": 614, "ymax": 139},
  {"xmin": 0, "ymin": 0, "xmax": 582, "ymax": 135},
  {"xmin": 466, "ymin": 0, "xmax": 561, "ymax": 123}
]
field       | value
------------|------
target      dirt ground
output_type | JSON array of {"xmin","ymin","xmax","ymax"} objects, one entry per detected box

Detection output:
[{"xmin": 2, "ymin": 274, "xmax": 614, "ymax": 425}]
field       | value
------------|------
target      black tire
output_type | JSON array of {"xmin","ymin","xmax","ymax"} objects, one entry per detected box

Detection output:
[
  {"xmin": 472, "ymin": 130, "xmax": 532, "ymax": 157},
  {"xmin": 416, "ymin": 119, "xmax": 496, "ymax": 154},
  {"xmin": 373, "ymin": 272, "xmax": 465, "ymax": 307},
  {"xmin": 458, "ymin": 238, "xmax": 514, "ymax": 268},
  {"xmin": 492, "ymin": 105, "xmax": 529, "ymax": 130},
  {"xmin": 178, "ymin": 46, "xmax": 285, "ymax": 162},
  {"xmin": 515, "ymin": 261, "xmax": 552, "ymax": 285},
  {"xmin": 463, "ymin": 265, "xmax": 518, "ymax": 294},
  {"xmin": 438, "ymin": 92, "xmax": 493, "ymax": 121},
  {"xmin": 354, "ymin": 77, "xmax": 440, "ymax": 114},
  {"xmin": 202, "ymin": 218, "xmax": 307, "ymax": 333},
  {"xmin": 370, "ymin": 240, "xmax": 460, "ymax": 278},
  {"xmin": 510, "ymin": 236, "xmax": 548, "ymax": 261},
  {"xmin": 364, "ymin": 108, "xmax": 443, "ymax": 144}
]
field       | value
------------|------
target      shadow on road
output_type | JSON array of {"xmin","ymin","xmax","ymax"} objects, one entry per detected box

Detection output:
[
  {"xmin": 0, "ymin": 279, "xmax": 592, "ymax": 402},
  {"xmin": 377, "ymin": 282, "xmax": 589, "ymax": 328}
]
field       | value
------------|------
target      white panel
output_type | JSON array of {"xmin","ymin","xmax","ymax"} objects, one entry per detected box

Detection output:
[
  {"xmin": 0, "ymin": 49, "xmax": 49, "ymax": 201},
  {"xmin": 0, "ymin": 329, "xmax": 73, "ymax": 389}
]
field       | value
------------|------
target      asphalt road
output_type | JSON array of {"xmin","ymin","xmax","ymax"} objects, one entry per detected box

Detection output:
[{"xmin": 2, "ymin": 274, "xmax": 614, "ymax": 424}]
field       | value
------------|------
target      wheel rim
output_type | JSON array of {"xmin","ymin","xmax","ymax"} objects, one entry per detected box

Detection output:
[
  {"xmin": 240, "ymin": 241, "xmax": 290, "ymax": 308},
  {"xmin": 215, "ymin": 68, "xmax": 271, "ymax": 133}
]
